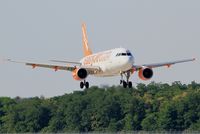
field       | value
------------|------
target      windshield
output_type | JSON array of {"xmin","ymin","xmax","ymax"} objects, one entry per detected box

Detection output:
[{"xmin": 116, "ymin": 52, "xmax": 132, "ymax": 57}]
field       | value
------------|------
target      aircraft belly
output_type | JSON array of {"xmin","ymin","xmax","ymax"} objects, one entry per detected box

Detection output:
[
  {"xmin": 92, "ymin": 64, "xmax": 130, "ymax": 77},
  {"xmin": 91, "ymin": 57, "xmax": 133, "ymax": 77}
]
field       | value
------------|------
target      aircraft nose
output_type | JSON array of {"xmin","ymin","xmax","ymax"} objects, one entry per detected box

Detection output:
[{"xmin": 124, "ymin": 56, "xmax": 134, "ymax": 65}]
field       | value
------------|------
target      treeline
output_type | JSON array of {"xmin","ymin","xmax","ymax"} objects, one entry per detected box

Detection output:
[{"xmin": 0, "ymin": 81, "xmax": 200, "ymax": 132}]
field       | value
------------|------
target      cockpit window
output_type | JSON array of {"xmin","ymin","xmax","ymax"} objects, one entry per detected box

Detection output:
[
  {"xmin": 116, "ymin": 53, "xmax": 132, "ymax": 57},
  {"xmin": 127, "ymin": 53, "xmax": 132, "ymax": 56},
  {"xmin": 122, "ymin": 53, "xmax": 126, "ymax": 56}
]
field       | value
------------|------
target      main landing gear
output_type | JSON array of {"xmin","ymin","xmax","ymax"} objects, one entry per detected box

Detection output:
[
  {"xmin": 120, "ymin": 71, "xmax": 132, "ymax": 88},
  {"xmin": 80, "ymin": 80, "xmax": 89, "ymax": 89}
]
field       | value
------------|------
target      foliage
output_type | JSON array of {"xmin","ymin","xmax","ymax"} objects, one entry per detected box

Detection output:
[{"xmin": 0, "ymin": 81, "xmax": 200, "ymax": 132}]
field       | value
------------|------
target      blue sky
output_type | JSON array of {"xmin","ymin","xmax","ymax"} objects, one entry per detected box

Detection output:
[{"xmin": 0, "ymin": 0, "xmax": 199, "ymax": 97}]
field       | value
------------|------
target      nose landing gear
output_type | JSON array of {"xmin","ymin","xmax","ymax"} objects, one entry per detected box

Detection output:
[
  {"xmin": 80, "ymin": 80, "xmax": 90, "ymax": 89},
  {"xmin": 120, "ymin": 71, "xmax": 132, "ymax": 88}
]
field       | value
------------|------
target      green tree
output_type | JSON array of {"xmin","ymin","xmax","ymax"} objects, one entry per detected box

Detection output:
[
  {"xmin": 141, "ymin": 113, "xmax": 158, "ymax": 131},
  {"xmin": 0, "ymin": 82, "xmax": 200, "ymax": 132},
  {"xmin": 1, "ymin": 98, "xmax": 51, "ymax": 132}
]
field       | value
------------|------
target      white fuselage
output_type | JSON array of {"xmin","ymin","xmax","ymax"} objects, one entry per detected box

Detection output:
[{"xmin": 80, "ymin": 48, "xmax": 134, "ymax": 77}]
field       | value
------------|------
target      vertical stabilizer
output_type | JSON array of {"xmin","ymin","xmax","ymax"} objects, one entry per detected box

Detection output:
[{"xmin": 82, "ymin": 23, "xmax": 93, "ymax": 57}]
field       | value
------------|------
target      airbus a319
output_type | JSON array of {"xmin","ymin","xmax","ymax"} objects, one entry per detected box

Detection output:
[{"xmin": 7, "ymin": 23, "xmax": 196, "ymax": 89}]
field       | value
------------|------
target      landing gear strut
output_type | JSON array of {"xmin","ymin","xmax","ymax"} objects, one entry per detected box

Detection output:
[
  {"xmin": 120, "ymin": 71, "xmax": 132, "ymax": 88},
  {"xmin": 80, "ymin": 80, "xmax": 89, "ymax": 89}
]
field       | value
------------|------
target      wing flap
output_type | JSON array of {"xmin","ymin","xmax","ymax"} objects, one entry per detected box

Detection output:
[{"xmin": 26, "ymin": 63, "xmax": 75, "ymax": 71}]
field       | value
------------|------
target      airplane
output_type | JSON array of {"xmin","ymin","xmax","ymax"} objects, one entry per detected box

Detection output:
[{"xmin": 6, "ymin": 23, "xmax": 196, "ymax": 89}]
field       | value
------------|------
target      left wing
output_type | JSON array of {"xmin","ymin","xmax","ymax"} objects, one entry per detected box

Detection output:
[
  {"xmin": 6, "ymin": 59, "xmax": 101, "ymax": 74},
  {"xmin": 133, "ymin": 58, "xmax": 196, "ymax": 71}
]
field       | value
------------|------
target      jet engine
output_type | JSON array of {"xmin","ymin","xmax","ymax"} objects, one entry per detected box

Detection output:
[
  {"xmin": 72, "ymin": 68, "xmax": 88, "ymax": 80},
  {"xmin": 138, "ymin": 67, "xmax": 153, "ymax": 80}
]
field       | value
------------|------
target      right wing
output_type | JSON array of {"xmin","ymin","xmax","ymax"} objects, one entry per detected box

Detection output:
[
  {"xmin": 6, "ymin": 59, "xmax": 101, "ymax": 74},
  {"xmin": 7, "ymin": 59, "xmax": 76, "ymax": 71}
]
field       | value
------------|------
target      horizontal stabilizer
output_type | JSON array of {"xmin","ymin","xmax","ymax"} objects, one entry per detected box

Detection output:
[{"xmin": 50, "ymin": 60, "xmax": 81, "ymax": 65}]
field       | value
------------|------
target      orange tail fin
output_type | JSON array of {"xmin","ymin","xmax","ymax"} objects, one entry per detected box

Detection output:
[{"xmin": 82, "ymin": 23, "xmax": 93, "ymax": 57}]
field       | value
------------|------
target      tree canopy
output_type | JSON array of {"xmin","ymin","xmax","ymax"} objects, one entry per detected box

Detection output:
[{"xmin": 0, "ymin": 81, "xmax": 200, "ymax": 133}]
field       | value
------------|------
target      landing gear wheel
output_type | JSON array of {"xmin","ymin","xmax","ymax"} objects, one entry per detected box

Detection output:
[
  {"xmin": 120, "ymin": 80, "xmax": 123, "ymax": 84},
  {"xmin": 128, "ymin": 81, "xmax": 132, "ymax": 88},
  {"xmin": 120, "ymin": 71, "xmax": 132, "ymax": 88},
  {"xmin": 80, "ymin": 82, "xmax": 84, "ymax": 89},
  {"xmin": 80, "ymin": 81, "xmax": 89, "ymax": 89},
  {"xmin": 85, "ymin": 82, "xmax": 89, "ymax": 89},
  {"xmin": 123, "ymin": 81, "xmax": 127, "ymax": 88}
]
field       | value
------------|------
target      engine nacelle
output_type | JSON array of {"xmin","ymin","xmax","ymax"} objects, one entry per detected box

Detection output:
[
  {"xmin": 138, "ymin": 67, "xmax": 153, "ymax": 80},
  {"xmin": 72, "ymin": 68, "xmax": 88, "ymax": 80}
]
